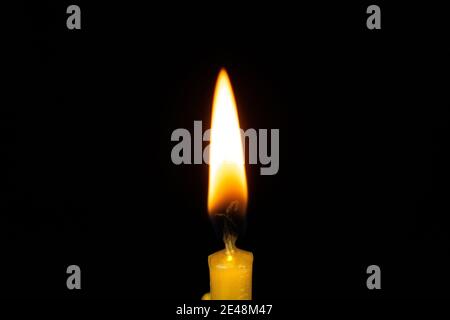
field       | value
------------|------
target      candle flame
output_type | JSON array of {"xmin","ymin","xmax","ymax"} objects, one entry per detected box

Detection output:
[{"xmin": 208, "ymin": 69, "xmax": 248, "ymax": 216}]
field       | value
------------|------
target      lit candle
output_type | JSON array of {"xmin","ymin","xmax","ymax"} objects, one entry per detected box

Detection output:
[{"xmin": 203, "ymin": 69, "xmax": 253, "ymax": 300}]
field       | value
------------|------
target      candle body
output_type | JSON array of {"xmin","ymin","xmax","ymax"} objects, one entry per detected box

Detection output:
[{"xmin": 208, "ymin": 248, "xmax": 253, "ymax": 300}]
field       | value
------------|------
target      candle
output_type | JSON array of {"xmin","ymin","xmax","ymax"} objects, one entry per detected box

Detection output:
[
  {"xmin": 207, "ymin": 237, "xmax": 253, "ymax": 300},
  {"xmin": 203, "ymin": 69, "xmax": 253, "ymax": 300}
]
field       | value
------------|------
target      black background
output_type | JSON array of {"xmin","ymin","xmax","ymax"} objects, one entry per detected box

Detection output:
[{"xmin": 1, "ymin": 1, "xmax": 449, "ymax": 299}]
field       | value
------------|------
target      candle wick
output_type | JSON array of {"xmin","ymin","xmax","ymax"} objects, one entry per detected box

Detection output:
[
  {"xmin": 222, "ymin": 201, "xmax": 239, "ymax": 255},
  {"xmin": 224, "ymin": 233, "xmax": 237, "ymax": 255}
]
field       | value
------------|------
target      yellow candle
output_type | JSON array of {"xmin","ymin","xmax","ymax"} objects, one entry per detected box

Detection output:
[
  {"xmin": 203, "ymin": 68, "xmax": 253, "ymax": 300},
  {"xmin": 208, "ymin": 245, "xmax": 253, "ymax": 300}
]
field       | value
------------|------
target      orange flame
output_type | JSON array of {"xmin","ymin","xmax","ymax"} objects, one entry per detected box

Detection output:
[{"xmin": 207, "ymin": 69, "xmax": 248, "ymax": 216}]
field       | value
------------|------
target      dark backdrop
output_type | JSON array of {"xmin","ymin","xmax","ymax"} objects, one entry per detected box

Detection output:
[{"xmin": 1, "ymin": 1, "xmax": 448, "ymax": 299}]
